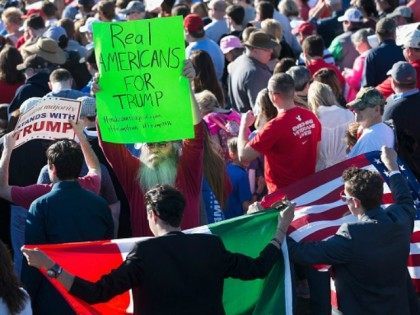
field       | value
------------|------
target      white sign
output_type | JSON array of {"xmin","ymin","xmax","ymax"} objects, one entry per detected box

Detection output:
[{"xmin": 14, "ymin": 97, "xmax": 81, "ymax": 147}]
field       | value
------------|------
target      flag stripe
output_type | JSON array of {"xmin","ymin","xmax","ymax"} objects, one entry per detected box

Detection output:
[{"xmin": 261, "ymin": 151, "xmax": 420, "ymax": 295}]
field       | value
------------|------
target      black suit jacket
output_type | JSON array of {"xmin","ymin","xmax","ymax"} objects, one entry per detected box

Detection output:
[
  {"xmin": 70, "ymin": 232, "xmax": 280, "ymax": 315},
  {"xmin": 289, "ymin": 173, "xmax": 417, "ymax": 314}
]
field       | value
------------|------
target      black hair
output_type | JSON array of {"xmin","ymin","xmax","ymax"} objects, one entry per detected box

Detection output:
[
  {"xmin": 0, "ymin": 241, "xmax": 27, "ymax": 315},
  {"xmin": 26, "ymin": 14, "xmax": 45, "ymax": 30},
  {"xmin": 145, "ymin": 185, "xmax": 186, "ymax": 227},
  {"xmin": 42, "ymin": 2, "xmax": 58, "ymax": 18},
  {"xmin": 257, "ymin": 1, "xmax": 274, "ymax": 20},
  {"xmin": 171, "ymin": 5, "xmax": 190, "ymax": 18},
  {"xmin": 46, "ymin": 139, "xmax": 83, "ymax": 180},
  {"xmin": 226, "ymin": 5, "xmax": 245, "ymax": 25},
  {"xmin": 342, "ymin": 167, "xmax": 383, "ymax": 210},
  {"xmin": 302, "ymin": 35, "xmax": 324, "ymax": 58}
]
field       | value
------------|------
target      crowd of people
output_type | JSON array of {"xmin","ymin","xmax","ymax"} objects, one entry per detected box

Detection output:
[{"xmin": 0, "ymin": 0, "xmax": 419, "ymax": 314}]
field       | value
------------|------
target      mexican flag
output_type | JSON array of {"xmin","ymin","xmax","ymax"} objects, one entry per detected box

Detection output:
[{"xmin": 24, "ymin": 210, "xmax": 293, "ymax": 315}]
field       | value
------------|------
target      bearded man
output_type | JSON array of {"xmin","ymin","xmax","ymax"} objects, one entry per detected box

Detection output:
[{"xmin": 98, "ymin": 61, "xmax": 204, "ymax": 237}]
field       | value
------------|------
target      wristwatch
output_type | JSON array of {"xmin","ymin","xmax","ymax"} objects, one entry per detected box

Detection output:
[{"xmin": 47, "ymin": 263, "xmax": 63, "ymax": 278}]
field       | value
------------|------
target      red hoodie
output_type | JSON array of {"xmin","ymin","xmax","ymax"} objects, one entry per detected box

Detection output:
[{"xmin": 306, "ymin": 58, "xmax": 346, "ymax": 87}]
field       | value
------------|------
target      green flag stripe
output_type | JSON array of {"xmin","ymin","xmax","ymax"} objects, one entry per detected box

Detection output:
[{"xmin": 199, "ymin": 210, "xmax": 292, "ymax": 315}]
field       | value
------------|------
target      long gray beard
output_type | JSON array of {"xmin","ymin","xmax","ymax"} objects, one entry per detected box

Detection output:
[{"xmin": 138, "ymin": 157, "xmax": 178, "ymax": 192}]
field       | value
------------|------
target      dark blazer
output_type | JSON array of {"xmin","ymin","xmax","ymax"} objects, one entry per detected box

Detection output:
[
  {"xmin": 383, "ymin": 91, "xmax": 420, "ymax": 180},
  {"xmin": 289, "ymin": 173, "xmax": 417, "ymax": 314},
  {"xmin": 70, "ymin": 232, "xmax": 281, "ymax": 315},
  {"xmin": 8, "ymin": 71, "xmax": 50, "ymax": 114}
]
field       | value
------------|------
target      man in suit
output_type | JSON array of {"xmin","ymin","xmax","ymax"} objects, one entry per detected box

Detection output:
[
  {"xmin": 288, "ymin": 147, "xmax": 419, "ymax": 314},
  {"xmin": 22, "ymin": 185, "xmax": 294, "ymax": 315},
  {"xmin": 383, "ymin": 61, "xmax": 420, "ymax": 180}
]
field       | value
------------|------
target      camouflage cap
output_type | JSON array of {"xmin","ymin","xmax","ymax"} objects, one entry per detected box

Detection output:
[{"xmin": 347, "ymin": 87, "xmax": 385, "ymax": 110}]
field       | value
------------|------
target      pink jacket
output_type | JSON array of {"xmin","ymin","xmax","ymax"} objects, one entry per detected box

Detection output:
[{"xmin": 343, "ymin": 50, "xmax": 369, "ymax": 102}]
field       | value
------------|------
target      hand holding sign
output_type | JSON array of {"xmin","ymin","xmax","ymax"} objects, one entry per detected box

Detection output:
[
  {"xmin": 91, "ymin": 73, "xmax": 100, "ymax": 95},
  {"xmin": 182, "ymin": 59, "xmax": 196, "ymax": 81},
  {"xmin": 69, "ymin": 120, "xmax": 84, "ymax": 139},
  {"xmin": 93, "ymin": 16, "xmax": 194, "ymax": 144},
  {"xmin": 3, "ymin": 132, "xmax": 17, "ymax": 151},
  {"xmin": 14, "ymin": 98, "xmax": 81, "ymax": 148}
]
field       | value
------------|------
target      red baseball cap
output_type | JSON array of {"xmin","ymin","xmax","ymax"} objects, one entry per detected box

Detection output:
[
  {"xmin": 292, "ymin": 22, "xmax": 316, "ymax": 36},
  {"xmin": 22, "ymin": 9, "xmax": 46, "ymax": 19},
  {"xmin": 184, "ymin": 14, "xmax": 204, "ymax": 33}
]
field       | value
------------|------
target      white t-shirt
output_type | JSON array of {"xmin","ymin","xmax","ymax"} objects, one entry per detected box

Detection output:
[
  {"xmin": 347, "ymin": 122, "xmax": 395, "ymax": 158},
  {"xmin": 316, "ymin": 105, "xmax": 354, "ymax": 170}
]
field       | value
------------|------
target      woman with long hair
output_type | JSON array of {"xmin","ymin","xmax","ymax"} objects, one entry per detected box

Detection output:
[
  {"xmin": 0, "ymin": 45, "xmax": 25, "ymax": 103},
  {"xmin": 254, "ymin": 88, "xmax": 277, "ymax": 130},
  {"xmin": 308, "ymin": 81, "xmax": 354, "ymax": 171},
  {"xmin": 190, "ymin": 50, "xmax": 225, "ymax": 107},
  {"xmin": 201, "ymin": 128, "xmax": 231, "ymax": 223},
  {"xmin": 0, "ymin": 241, "xmax": 32, "ymax": 314},
  {"xmin": 313, "ymin": 68, "xmax": 346, "ymax": 107}
]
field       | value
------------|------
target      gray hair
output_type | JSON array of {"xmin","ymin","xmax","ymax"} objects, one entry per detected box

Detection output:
[
  {"xmin": 351, "ymin": 28, "xmax": 374, "ymax": 46},
  {"xmin": 286, "ymin": 66, "xmax": 311, "ymax": 91}
]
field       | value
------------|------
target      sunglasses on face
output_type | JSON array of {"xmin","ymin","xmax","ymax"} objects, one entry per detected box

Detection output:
[
  {"xmin": 339, "ymin": 190, "xmax": 353, "ymax": 203},
  {"xmin": 145, "ymin": 142, "xmax": 169, "ymax": 149}
]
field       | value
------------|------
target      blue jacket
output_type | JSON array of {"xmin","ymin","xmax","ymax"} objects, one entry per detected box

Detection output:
[
  {"xmin": 289, "ymin": 173, "xmax": 418, "ymax": 314},
  {"xmin": 362, "ymin": 39, "xmax": 405, "ymax": 87}
]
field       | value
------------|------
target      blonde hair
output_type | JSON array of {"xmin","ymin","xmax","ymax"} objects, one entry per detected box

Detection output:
[
  {"xmin": 278, "ymin": 0, "xmax": 299, "ymax": 18},
  {"xmin": 195, "ymin": 90, "xmax": 219, "ymax": 116},
  {"xmin": 261, "ymin": 19, "xmax": 283, "ymax": 41},
  {"xmin": 307, "ymin": 81, "xmax": 338, "ymax": 114},
  {"xmin": 1, "ymin": 7, "xmax": 22, "ymax": 25}
]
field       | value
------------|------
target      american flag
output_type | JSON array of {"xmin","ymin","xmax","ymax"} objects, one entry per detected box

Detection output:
[{"xmin": 260, "ymin": 151, "xmax": 420, "ymax": 292}]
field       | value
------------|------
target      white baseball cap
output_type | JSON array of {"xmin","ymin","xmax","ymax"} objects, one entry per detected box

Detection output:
[
  {"xmin": 337, "ymin": 8, "xmax": 363, "ymax": 23},
  {"xmin": 79, "ymin": 17, "xmax": 100, "ymax": 33}
]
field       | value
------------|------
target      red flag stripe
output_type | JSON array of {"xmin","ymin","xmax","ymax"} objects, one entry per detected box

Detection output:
[
  {"xmin": 289, "ymin": 205, "xmax": 349, "ymax": 233},
  {"xmin": 261, "ymin": 154, "xmax": 371, "ymax": 207},
  {"xmin": 408, "ymin": 254, "xmax": 420, "ymax": 267}
]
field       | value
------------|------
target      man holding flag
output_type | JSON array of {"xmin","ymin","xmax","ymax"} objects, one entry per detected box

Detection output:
[
  {"xmin": 22, "ymin": 184, "xmax": 294, "ymax": 315},
  {"xmin": 288, "ymin": 147, "xmax": 419, "ymax": 314}
]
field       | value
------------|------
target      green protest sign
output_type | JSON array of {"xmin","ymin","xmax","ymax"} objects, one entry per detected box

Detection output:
[{"xmin": 93, "ymin": 16, "xmax": 193, "ymax": 143}]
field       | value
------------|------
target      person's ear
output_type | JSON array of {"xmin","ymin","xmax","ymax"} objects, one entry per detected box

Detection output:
[
  {"xmin": 352, "ymin": 196, "xmax": 362, "ymax": 209},
  {"xmin": 48, "ymin": 163, "xmax": 57, "ymax": 176}
]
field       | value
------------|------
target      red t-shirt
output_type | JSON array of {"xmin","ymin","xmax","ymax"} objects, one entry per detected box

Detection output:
[
  {"xmin": 250, "ymin": 106, "xmax": 321, "ymax": 193},
  {"xmin": 11, "ymin": 173, "xmax": 101, "ymax": 209},
  {"xmin": 0, "ymin": 80, "xmax": 22, "ymax": 104}
]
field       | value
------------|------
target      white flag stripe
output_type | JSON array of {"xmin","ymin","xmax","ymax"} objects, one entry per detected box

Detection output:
[
  {"xmin": 408, "ymin": 266, "xmax": 420, "ymax": 279},
  {"xmin": 290, "ymin": 215, "xmax": 358, "ymax": 241},
  {"xmin": 184, "ymin": 225, "xmax": 211, "ymax": 234},
  {"xmin": 292, "ymin": 178, "xmax": 344, "ymax": 205},
  {"xmin": 410, "ymin": 243, "xmax": 420, "ymax": 255},
  {"xmin": 292, "ymin": 167, "xmax": 390, "ymax": 207},
  {"xmin": 293, "ymin": 201, "xmax": 346, "ymax": 220}
]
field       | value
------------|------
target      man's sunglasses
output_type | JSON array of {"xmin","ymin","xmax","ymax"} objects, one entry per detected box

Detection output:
[{"xmin": 339, "ymin": 190, "xmax": 353, "ymax": 203}]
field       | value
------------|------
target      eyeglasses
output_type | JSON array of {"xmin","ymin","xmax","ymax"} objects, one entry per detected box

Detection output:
[
  {"xmin": 145, "ymin": 142, "xmax": 169, "ymax": 149},
  {"xmin": 339, "ymin": 190, "xmax": 353, "ymax": 203}
]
